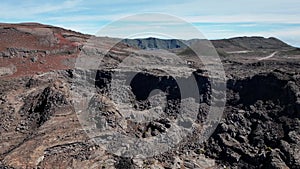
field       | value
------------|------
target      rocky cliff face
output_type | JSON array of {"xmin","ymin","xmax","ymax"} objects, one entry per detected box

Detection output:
[
  {"xmin": 0, "ymin": 23, "xmax": 299, "ymax": 169},
  {"xmin": 122, "ymin": 37, "xmax": 186, "ymax": 49}
]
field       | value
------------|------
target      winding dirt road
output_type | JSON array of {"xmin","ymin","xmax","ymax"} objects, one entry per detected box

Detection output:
[{"xmin": 258, "ymin": 51, "xmax": 278, "ymax": 61}]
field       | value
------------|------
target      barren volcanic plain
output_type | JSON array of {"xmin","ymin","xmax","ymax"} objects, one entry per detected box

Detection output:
[{"xmin": 0, "ymin": 23, "xmax": 300, "ymax": 168}]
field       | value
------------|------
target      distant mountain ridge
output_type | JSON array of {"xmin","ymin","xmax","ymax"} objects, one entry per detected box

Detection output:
[
  {"xmin": 122, "ymin": 37, "xmax": 187, "ymax": 49},
  {"xmin": 122, "ymin": 36, "xmax": 294, "ymax": 51},
  {"xmin": 1, "ymin": 23, "xmax": 293, "ymax": 52}
]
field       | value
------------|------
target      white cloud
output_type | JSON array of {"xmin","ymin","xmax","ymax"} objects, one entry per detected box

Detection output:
[
  {"xmin": 185, "ymin": 14, "xmax": 300, "ymax": 24},
  {"xmin": 237, "ymin": 24, "xmax": 258, "ymax": 27},
  {"xmin": 45, "ymin": 14, "xmax": 123, "ymax": 23},
  {"xmin": 0, "ymin": 0, "xmax": 82, "ymax": 19}
]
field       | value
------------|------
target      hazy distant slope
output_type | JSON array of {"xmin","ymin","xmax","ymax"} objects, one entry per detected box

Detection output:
[{"xmin": 211, "ymin": 36, "xmax": 294, "ymax": 52}]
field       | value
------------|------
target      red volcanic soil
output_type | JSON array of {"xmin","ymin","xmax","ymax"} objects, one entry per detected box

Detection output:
[{"xmin": 0, "ymin": 23, "xmax": 90, "ymax": 78}]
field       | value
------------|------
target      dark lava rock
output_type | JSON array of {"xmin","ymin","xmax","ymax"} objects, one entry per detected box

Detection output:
[
  {"xmin": 203, "ymin": 72, "xmax": 300, "ymax": 168},
  {"xmin": 115, "ymin": 157, "xmax": 134, "ymax": 169}
]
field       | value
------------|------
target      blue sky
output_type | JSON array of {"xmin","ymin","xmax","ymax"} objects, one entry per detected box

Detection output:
[{"xmin": 1, "ymin": 0, "xmax": 300, "ymax": 46}]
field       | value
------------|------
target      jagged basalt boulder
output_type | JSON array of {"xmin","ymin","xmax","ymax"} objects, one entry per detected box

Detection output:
[{"xmin": 18, "ymin": 86, "xmax": 69, "ymax": 131}]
